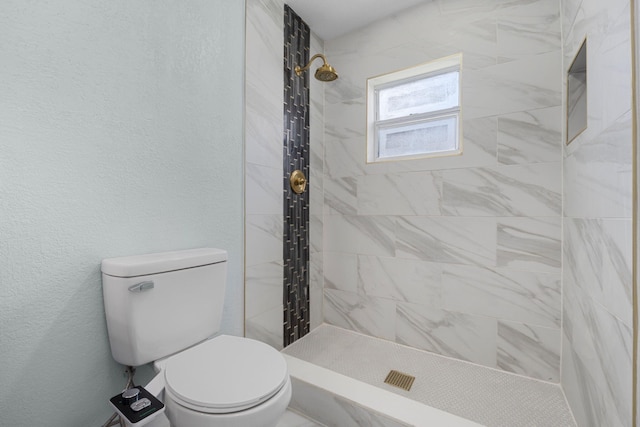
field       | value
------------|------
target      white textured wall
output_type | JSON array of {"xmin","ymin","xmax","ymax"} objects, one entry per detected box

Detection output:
[
  {"xmin": 560, "ymin": 0, "xmax": 633, "ymax": 425},
  {"xmin": 322, "ymin": 0, "xmax": 564, "ymax": 382},
  {"xmin": 0, "ymin": 1, "xmax": 245, "ymax": 425}
]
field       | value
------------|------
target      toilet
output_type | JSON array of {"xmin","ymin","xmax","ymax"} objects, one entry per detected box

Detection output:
[{"xmin": 101, "ymin": 248, "xmax": 291, "ymax": 427}]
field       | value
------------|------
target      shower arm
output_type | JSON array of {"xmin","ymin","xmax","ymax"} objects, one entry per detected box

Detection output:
[{"xmin": 295, "ymin": 54, "xmax": 329, "ymax": 76}]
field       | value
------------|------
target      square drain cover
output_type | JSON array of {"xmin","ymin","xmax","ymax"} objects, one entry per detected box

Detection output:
[{"xmin": 384, "ymin": 369, "xmax": 415, "ymax": 391}]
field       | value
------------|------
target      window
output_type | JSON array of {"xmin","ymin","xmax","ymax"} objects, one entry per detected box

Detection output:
[{"xmin": 367, "ymin": 54, "xmax": 462, "ymax": 162}]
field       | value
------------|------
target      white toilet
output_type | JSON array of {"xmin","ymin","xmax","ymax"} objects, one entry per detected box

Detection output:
[{"xmin": 102, "ymin": 248, "xmax": 291, "ymax": 427}]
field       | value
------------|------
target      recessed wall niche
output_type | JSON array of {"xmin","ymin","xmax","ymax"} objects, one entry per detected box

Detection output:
[{"xmin": 566, "ymin": 39, "xmax": 587, "ymax": 144}]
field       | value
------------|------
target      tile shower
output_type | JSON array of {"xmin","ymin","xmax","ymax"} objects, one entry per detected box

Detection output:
[
  {"xmin": 322, "ymin": 0, "xmax": 563, "ymax": 383},
  {"xmin": 245, "ymin": 0, "xmax": 323, "ymax": 348},
  {"xmin": 245, "ymin": 0, "xmax": 634, "ymax": 425}
]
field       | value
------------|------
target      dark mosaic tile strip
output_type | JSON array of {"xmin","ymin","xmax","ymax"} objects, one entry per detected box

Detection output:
[{"xmin": 283, "ymin": 5, "xmax": 310, "ymax": 348}]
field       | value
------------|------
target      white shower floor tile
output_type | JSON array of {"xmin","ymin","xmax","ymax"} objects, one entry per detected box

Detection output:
[{"xmin": 282, "ymin": 324, "xmax": 576, "ymax": 427}]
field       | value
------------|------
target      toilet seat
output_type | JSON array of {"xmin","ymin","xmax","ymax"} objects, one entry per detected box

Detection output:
[{"xmin": 164, "ymin": 335, "xmax": 288, "ymax": 414}]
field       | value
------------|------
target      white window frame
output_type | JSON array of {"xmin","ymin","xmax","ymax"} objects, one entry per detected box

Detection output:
[{"xmin": 366, "ymin": 53, "xmax": 463, "ymax": 163}]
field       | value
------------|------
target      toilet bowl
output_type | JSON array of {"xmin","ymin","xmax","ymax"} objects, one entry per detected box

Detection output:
[{"xmin": 161, "ymin": 335, "xmax": 291, "ymax": 427}]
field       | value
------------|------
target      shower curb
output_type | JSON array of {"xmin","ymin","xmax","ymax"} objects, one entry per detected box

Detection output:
[{"xmin": 283, "ymin": 354, "xmax": 484, "ymax": 427}]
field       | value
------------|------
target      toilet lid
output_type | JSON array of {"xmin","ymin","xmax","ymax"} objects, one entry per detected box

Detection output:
[{"xmin": 164, "ymin": 335, "xmax": 288, "ymax": 414}]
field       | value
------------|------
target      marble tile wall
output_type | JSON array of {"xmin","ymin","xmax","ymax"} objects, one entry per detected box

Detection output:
[
  {"xmin": 309, "ymin": 32, "xmax": 325, "ymax": 331},
  {"xmin": 245, "ymin": 0, "xmax": 285, "ymax": 349},
  {"xmin": 245, "ymin": 0, "xmax": 324, "ymax": 348},
  {"xmin": 322, "ymin": 0, "xmax": 564, "ymax": 382},
  {"xmin": 246, "ymin": 2, "xmax": 634, "ymax": 423},
  {"xmin": 560, "ymin": 0, "xmax": 633, "ymax": 425}
]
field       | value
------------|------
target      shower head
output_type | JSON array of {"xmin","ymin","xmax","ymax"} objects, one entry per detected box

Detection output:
[
  {"xmin": 295, "ymin": 53, "xmax": 338, "ymax": 82},
  {"xmin": 314, "ymin": 63, "xmax": 338, "ymax": 82}
]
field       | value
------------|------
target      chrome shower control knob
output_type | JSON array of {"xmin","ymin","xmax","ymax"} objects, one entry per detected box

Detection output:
[{"xmin": 122, "ymin": 387, "xmax": 140, "ymax": 405}]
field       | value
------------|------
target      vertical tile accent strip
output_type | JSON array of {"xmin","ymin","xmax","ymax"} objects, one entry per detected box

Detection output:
[{"xmin": 283, "ymin": 5, "xmax": 310, "ymax": 347}]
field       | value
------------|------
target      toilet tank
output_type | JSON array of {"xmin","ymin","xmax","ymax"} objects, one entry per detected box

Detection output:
[{"xmin": 101, "ymin": 248, "xmax": 227, "ymax": 367}]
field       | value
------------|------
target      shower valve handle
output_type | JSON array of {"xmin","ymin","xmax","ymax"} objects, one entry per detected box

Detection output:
[{"xmin": 290, "ymin": 170, "xmax": 307, "ymax": 194}]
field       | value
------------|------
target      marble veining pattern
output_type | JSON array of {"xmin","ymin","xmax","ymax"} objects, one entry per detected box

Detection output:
[
  {"xmin": 496, "ymin": 0, "xmax": 561, "ymax": 61},
  {"xmin": 324, "ymin": 98, "xmax": 366, "ymax": 139},
  {"xmin": 309, "ymin": 214, "xmax": 323, "ymax": 254},
  {"xmin": 245, "ymin": 261, "xmax": 284, "ymax": 318},
  {"xmin": 357, "ymin": 172, "xmax": 443, "ymax": 216},
  {"xmin": 324, "ymin": 252, "xmax": 357, "ymax": 292},
  {"xmin": 561, "ymin": 336, "xmax": 600, "ymax": 427},
  {"xmin": 308, "ymin": 30, "xmax": 325, "ymax": 331},
  {"xmin": 324, "ymin": 289, "xmax": 396, "ymax": 341},
  {"xmin": 442, "ymin": 163, "xmax": 562, "ymax": 217},
  {"xmin": 246, "ymin": 214, "xmax": 283, "ymax": 266},
  {"xmin": 463, "ymin": 52, "xmax": 562, "ymax": 120},
  {"xmin": 246, "ymin": 163, "xmax": 282, "ymax": 215},
  {"xmin": 497, "ymin": 321, "xmax": 560, "ymax": 381},
  {"xmin": 244, "ymin": 0, "xmax": 285, "ymax": 348},
  {"xmin": 395, "ymin": 216, "xmax": 497, "ymax": 267},
  {"xmin": 324, "ymin": 176, "xmax": 357, "ymax": 216},
  {"xmin": 325, "ymin": 215, "xmax": 396, "ymax": 257},
  {"xmin": 319, "ymin": 0, "xmax": 564, "ymax": 384},
  {"xmin": 497, "ymin": 106, "xmax": 562, "ymax": 165},
  {"xmin": 358, "ymin": 255, "xmax": 442, "ymax": 307},
  {"xmin": 441, "ymin": 264, "xmax": 561, "ymax": 329},
  {"xmin": 245, "ymin": 84, "xmax": 283, "ymax": 168},
  {"xmin": 497, "ymin": 216, "xmax": 562, "ymax": 273},
  {"xmin": 289, "ymin": 377, "xmax": 410, "ymax": 427},
  {"xmin": 563, "ymin": 111, "xmax": 633, "ymax": 218},
  {"xmin": 245, "ymin": 304, "xmax": 283, "ymax": 350},
  {"xmin": 396, "ymin": 302, "xmax": 497, "ymax": 366},
  {"xmin": 578, "ymin": 1, "xmax": 631, "ymax": 138},
  {"xmin": 324, "ymin": 136, "xmax": 366, "ymax": 179},
  {"xmin": 309, "ymin": 166, "xmax": 324, "ymax": 217},
  {"xmin": 563, "ymin": 280, "xmax": 632, "ymax": 427},
  {"xmin": 560, "ymin": 0, "xmax": 633, "ymax": 422},
  {"xmin": 563, "ymin": 218, "xmax": 632, "ymax": 327},
  {"xmin": 245, "ymin": 0, "xmax": 284, "ymax": 170}
]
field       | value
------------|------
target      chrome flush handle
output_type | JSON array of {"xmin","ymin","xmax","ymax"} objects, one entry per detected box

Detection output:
[{"xmin": 128, "ymin": 281, "xmax": 155, "ymax": 292}]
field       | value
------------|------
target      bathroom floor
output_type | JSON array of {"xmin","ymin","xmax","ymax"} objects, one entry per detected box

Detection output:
[
  {"xmin": 278, "ymin": 409, "xmax": 326, "ymax": 427},
  {"xmin": 283, "ymin": 324, "xmax": 576, "ymax": 427}
]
